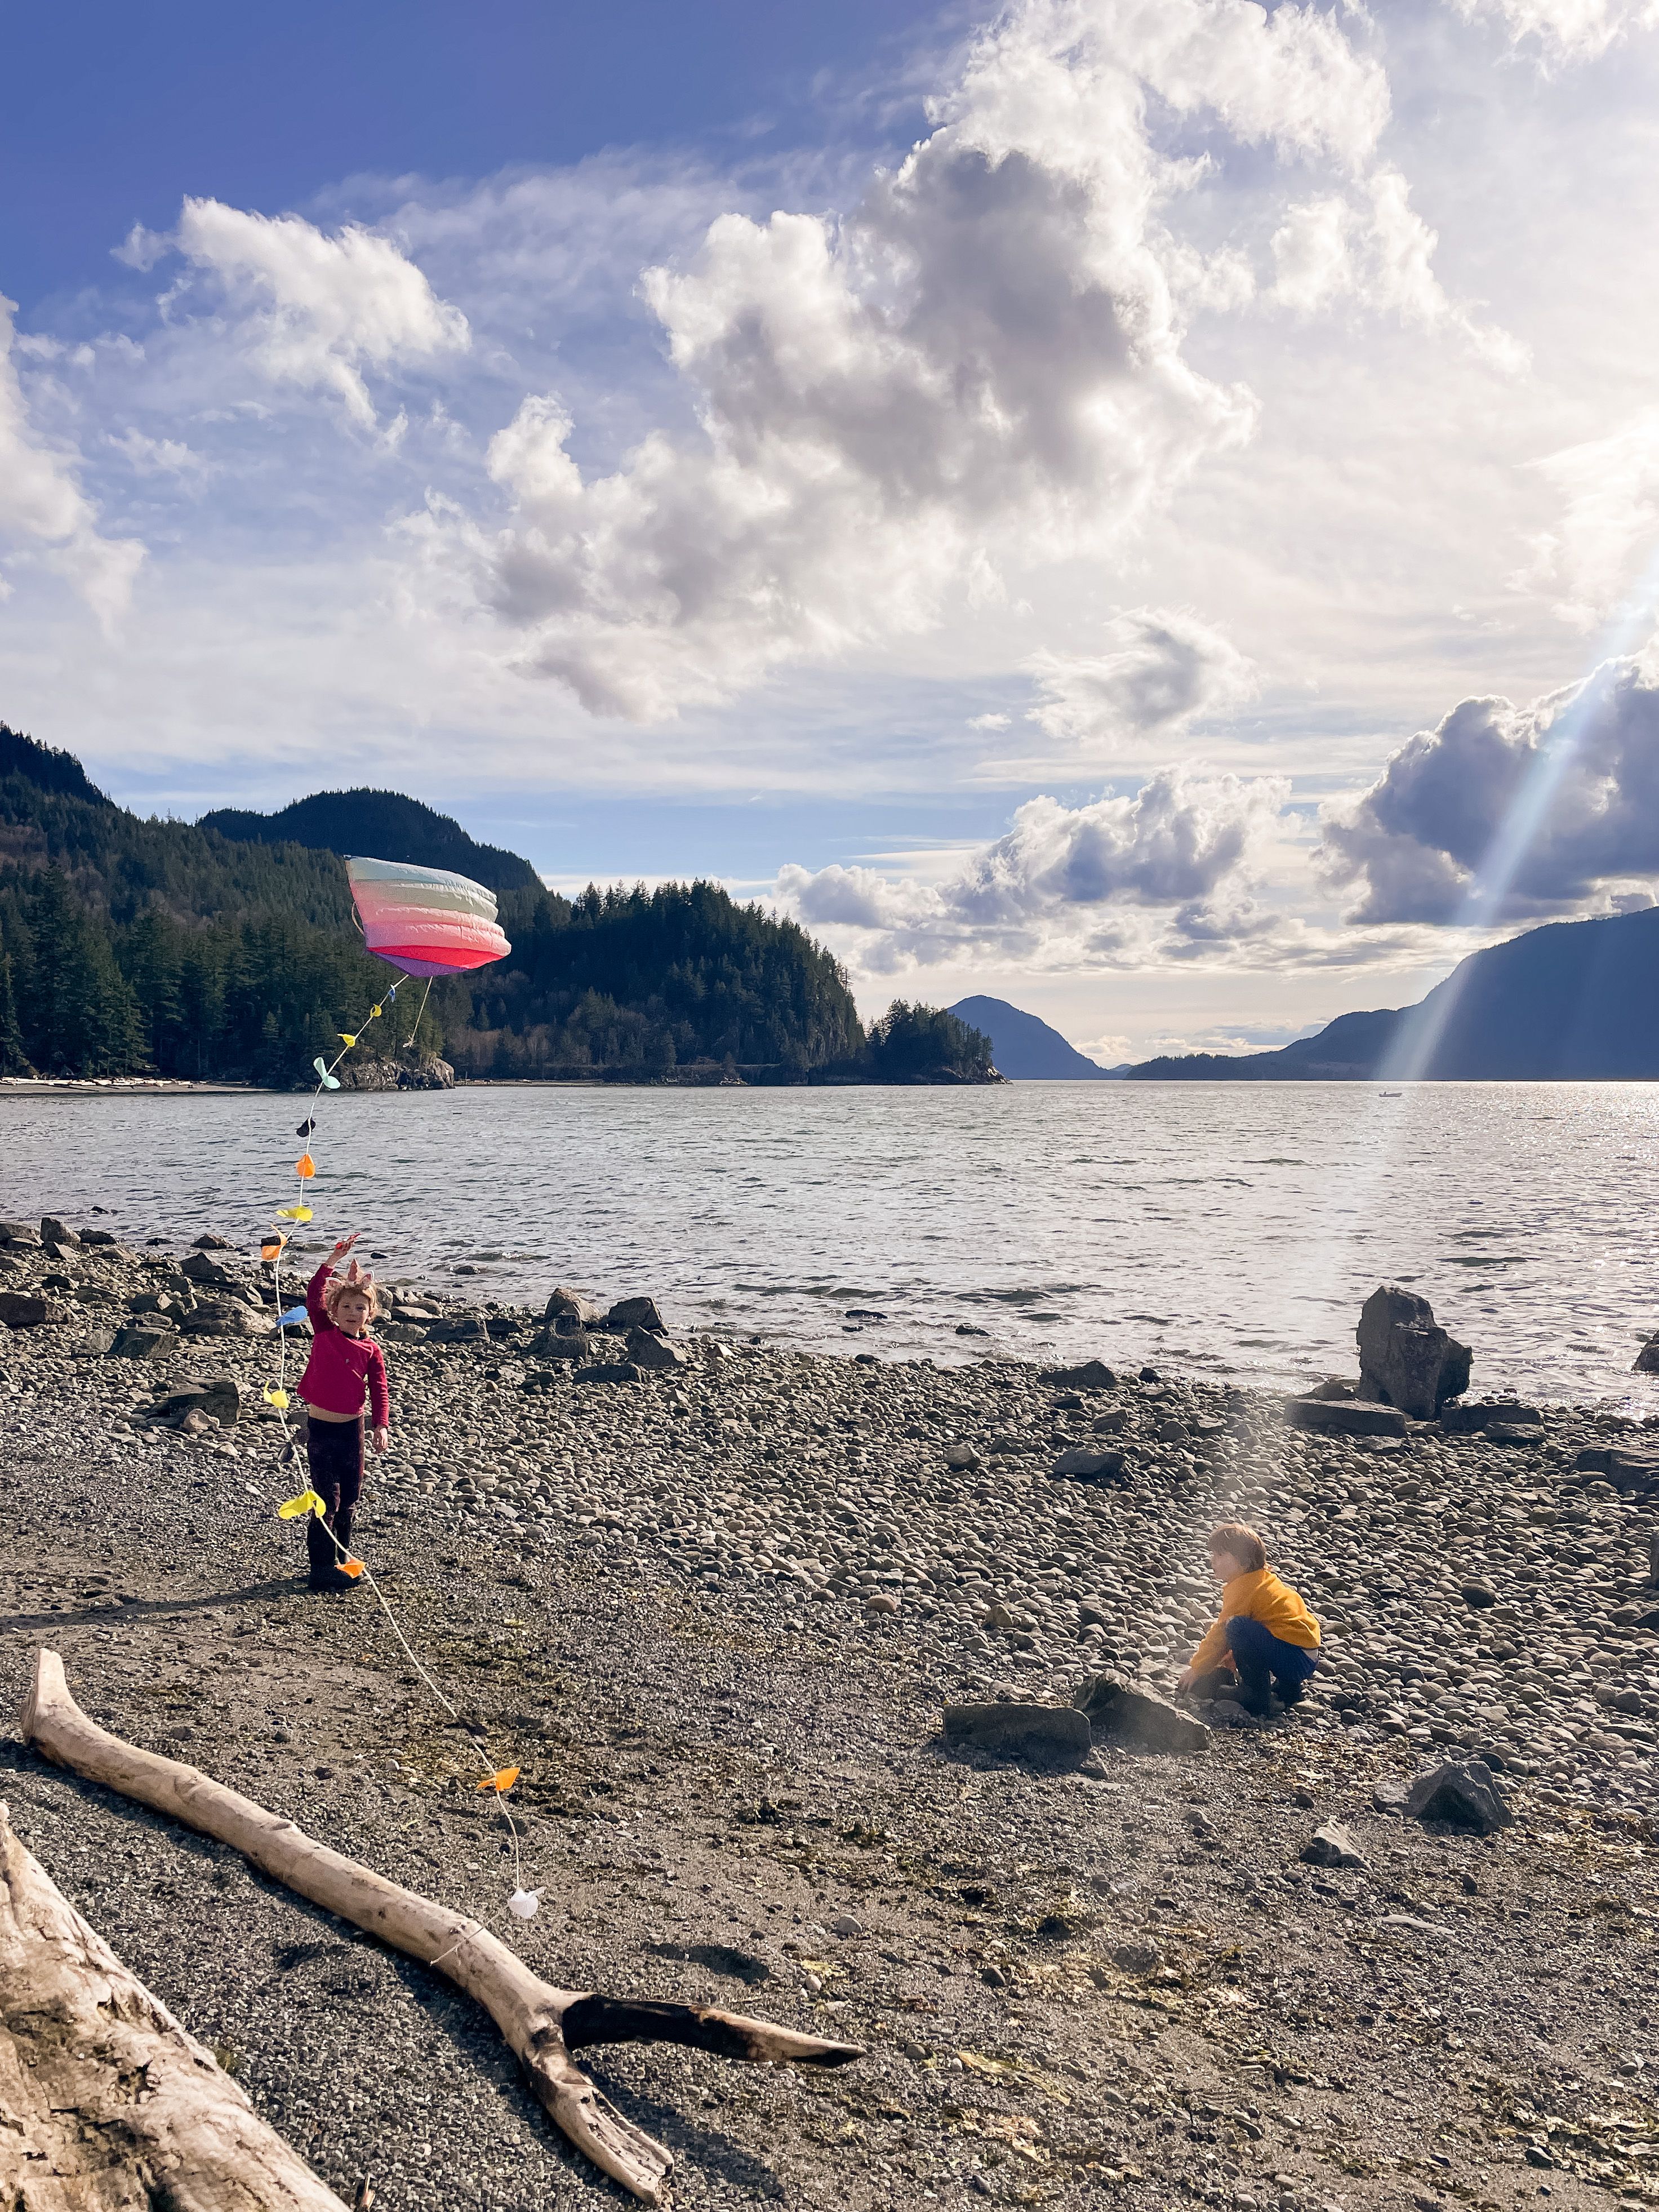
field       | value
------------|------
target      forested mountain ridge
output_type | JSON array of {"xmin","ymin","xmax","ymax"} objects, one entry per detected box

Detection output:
[
  {"xmin": 201, "ymin": 787, "xmax": 541, "ymax": 893},
  {"xmin": 0, "ymin": 723, "xmax": 995, "ymax": 1085}
]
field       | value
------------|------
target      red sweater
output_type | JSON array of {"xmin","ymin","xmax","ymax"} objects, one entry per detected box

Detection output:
[{"xmin": 299, "ymin": 1263, "xmax": 390, "ymax": 1428}]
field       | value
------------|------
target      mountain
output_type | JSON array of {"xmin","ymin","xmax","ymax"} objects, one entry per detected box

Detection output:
[
  {"xmin": 948, "ymin": 994, "xmax": 1118, "ymax": 1078},
  {"xmin": 1126, "ymin": 905, "xmax": 1659, "ymax": 1080},
  {"xmin": 0, "ymin": 721, "xmax": 989, "ymax": 1085},
  {"xmin": 199, "ymin": 787, "xmax": 542, "ymax": 893}
]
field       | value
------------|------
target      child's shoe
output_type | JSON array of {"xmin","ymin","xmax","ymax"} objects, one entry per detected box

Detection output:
[{"xmin": 1277, "ymin": 1678, "xmax": 1309, "ymax": 1708}]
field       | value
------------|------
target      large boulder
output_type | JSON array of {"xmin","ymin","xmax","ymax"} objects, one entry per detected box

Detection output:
[
  {"xmin": 180, "ymin": 1300, "xmax": 261, "ymax": 1338},
  {"xmin": 0, "ymin": 1292, "xmax": 64, "ymax": 1330},
  {"xmin": 181, "ymin": 1249, "xmax": 240, "ymax": 1287},
  {"xmin": 607, "ymin": 1295, "xmax": 666, "ymax": 1335},
  {"xmin": 544, "ymin": 1287, "xmax": 602, "ymax": 1329},
  {"xmin": 530, "ymin": 1327, "xmax": 594, "ymax": 1363},
  {"xmin": 0, "ymin": 1222, "xmax": 41, "ymax": 1248},
  {"xmin": 1076, "ymin": 1673, "xmax": 1210, "ymax": 1755},
  {"xmin": 942, "ymin": 1703, "xmax": 1092, "ymax": 1762},
  {"xmin": 1039, "ymin": 1360, "xmax": 1118, "ymax": 1391},
  {"xmin": 1404, "ymin": 1758, "xmax": 1514, "ymax": 1834},
  {"xmin": 1283, "ymin": 1396, "xmax": 1407, "ymax": 1438},
  {"xmin": 1355, "ymin": 1286, "xmax": 1471, "ymax": 1418}
]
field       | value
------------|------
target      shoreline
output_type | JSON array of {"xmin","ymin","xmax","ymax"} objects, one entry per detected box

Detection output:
[{"xmin": 3, "ymin": 1216, "xmax": 1657, "ymax": 2207}]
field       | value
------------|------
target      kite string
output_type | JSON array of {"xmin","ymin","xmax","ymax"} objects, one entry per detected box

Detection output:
[{"xmin": 258, "ymin": 967, "xmax": 528, "ymax": 1898}]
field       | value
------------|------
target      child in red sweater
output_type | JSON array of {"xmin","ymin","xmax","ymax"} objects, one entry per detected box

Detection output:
[{"xmin": 299, "ymin": 1232, "xmax": 389, "ymax": 1593}]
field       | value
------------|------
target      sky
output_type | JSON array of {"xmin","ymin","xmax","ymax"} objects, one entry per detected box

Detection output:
[{"xmin": 7, "ymin": 0, "xmax": 1659, "ymax": 1060}]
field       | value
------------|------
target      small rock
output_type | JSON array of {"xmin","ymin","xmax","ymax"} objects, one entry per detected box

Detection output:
[
  {"xmin": 942, "ymin": 1702, "xmax": 1093, "ymax": 1761},
  {"xmin": 192, "ymin": 1233, "xmax": 236, "ymax": 1250},
  {"xmin": 0, "ymin": 1222, "xmax": 41, "ymax": 1247},
  {"xmin": 530, "ymin": 1329, "xmax": 594, "ymax": 1363},
  {"xmin": 1404, "ymin": 1758, "xmax": 1514, "ymax": 1834},
  {"xmin": 1077, "ymin": 1674, "xmax": 1211, "ymax": 1755},
  {"xmin": 107, "ymin": 1322, "xmax": 175, "ymax": 1361},
  {"xmin": 944, "ymin": 1442, "xmax": 981, "ymax": 1469},
  {"xmin": 830, "ymin": 1914, "xmax": 864, "ymax": 1938},
  {"xmin": 1052, "ymin": 1446, "xmax": 1127, "ymax": 1482},
  {"xmin": 39, "ymin": 1218, "xmax": 78, "ymax": 1246},
  {"xmin": 544, "ymin": 1286, "xmax": 602, "ymax": 1327},
  {"xmin": 573, "ymin": 1362, "xmax": 644, "ymax": 1385},
  {"xmin": 1460, "ymin": 1580, "xmax": 1498, "ymax": 1610},
  {"xmin": 626, "ymin": 1326, "xmax": 690, "ymax": 1371},
  {"xmin": 1301, "ymin": 1821, "xmax": 1367, "ymax": 1869},
  {"xmin": 1372, "ymin": 1779, "xmax": 1410, "ymax": 1814},
  {"xmin": 1110, "ymin": 1939, "xmax": 1162, "ymax": 1974},
  {"xmin": 864, "ymin": 1593, "xmax": 900, "ymax": 1615},
  {"xmin": 1484, "ymin": 1422, "xmax": 1544, "ymax": 1446},
  {"xmin": 1440, "ymin": 1398, "xmax": 1542, "ymax": 1433}
]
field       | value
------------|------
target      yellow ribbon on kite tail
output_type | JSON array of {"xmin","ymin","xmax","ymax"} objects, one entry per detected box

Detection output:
[{"xmin": 278, "ymin": 1489, "xmax": 326, "ymax": 1521}]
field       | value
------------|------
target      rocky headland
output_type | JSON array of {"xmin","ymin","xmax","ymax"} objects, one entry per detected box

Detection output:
[{"xmin": 2, "ymin": 1218, "xmax": 1657, "ymax": 2211}]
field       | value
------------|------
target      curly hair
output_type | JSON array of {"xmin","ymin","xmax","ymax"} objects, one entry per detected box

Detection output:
[{"xmin": 323, "ymin": 1271, "xmax": 380, "ymax": 1324}]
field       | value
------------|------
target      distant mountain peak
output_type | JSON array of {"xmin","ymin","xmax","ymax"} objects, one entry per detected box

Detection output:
[
  {"xmin": 0, "ymin": 722, "xmax": 111, "ymax": 807},
  {"xmin": 199, "ymin": 785, "xmax": 541, "ymax": 893},
  {"xmin": 948, "ymin": 994, "xmax": 1119, "ymax": 1079}
]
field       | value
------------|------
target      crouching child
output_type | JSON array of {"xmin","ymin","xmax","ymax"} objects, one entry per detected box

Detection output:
[{"xmin": 1176, "ymin": 1521, "xmax": 1320, "ymax": 1717}]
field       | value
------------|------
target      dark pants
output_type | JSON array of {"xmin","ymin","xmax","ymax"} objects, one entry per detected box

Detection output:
[
  {"xmin": 1225, "ymin": 1614, "xmax": 1318, "ymax": 1705},
  {"xmin": 305, "ymin": 1415, "xmax": 363, "ymax": 1585}
]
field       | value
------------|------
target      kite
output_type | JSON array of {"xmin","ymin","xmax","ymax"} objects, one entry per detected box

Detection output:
[{"xmin": 345, "ymin": 855, "xmax": 513, "ymax": 978}]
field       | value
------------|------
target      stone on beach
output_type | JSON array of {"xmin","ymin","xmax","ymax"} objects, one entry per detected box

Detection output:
[
  {"xmin": 0, "ymin": 1291, "xmax": 65, "ymax": 1329},
  {"xmin": 942, "ymin": 1702, "xmax": 1092, "ymax": 1761},
  {"xmin": 1051, "ymin": 1446, "xmax": 1127, "ymax": 1482},
  {"xmin": 607, "ymin": 1296, "xmax": 666, "ymax": 1335},
  {"xmin": 544, "ymin": 1287, "xmax": 602, "ymax": 1328},
  {"xmin": 1076, "ymin": 1674, "xmax": 1210, "ymax": 1755},
  {"xmin": 1301, "ymin": 1820, "xmax": 1367, "ymax": 1868},
  {"xmin": 1404, "ymin": 1759, "xmax": 1514, "ymax": 1834},
  {"xmin": 1355, "ymin": 1285, "xmax": 1472, "ymax": 1418},
  {"xmin": 1039, "ymin": 1359, "xmax": 1118, "ymax": 1391},
  {"xmin": 1283, "ymin": 1396, "xmax": 1407, "ymax": 1438},
  {"xmin": 626, "ymin": 1326, "xmax": 690, "ymax": 1371}
]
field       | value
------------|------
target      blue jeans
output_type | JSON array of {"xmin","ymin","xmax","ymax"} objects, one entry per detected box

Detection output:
[{"xmin": 1225, "ymin": 1614, "xmax": 1319, "ymax": 1702}]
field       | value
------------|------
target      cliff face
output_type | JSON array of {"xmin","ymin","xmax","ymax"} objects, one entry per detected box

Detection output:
[{"xmin": 1127, "ymin": 906, "xmax": 1659, "ymax": 1081}]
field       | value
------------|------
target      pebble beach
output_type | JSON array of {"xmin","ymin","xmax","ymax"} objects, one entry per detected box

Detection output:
[{"xmin": 3, "ymin": 1215, "xmax": 1658, "ymax": 2210}]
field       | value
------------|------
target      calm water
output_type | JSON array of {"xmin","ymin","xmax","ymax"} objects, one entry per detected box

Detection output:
[{"xmin": 5, "ymin": 1081, "xmax": 1658, "ymax": 1407}]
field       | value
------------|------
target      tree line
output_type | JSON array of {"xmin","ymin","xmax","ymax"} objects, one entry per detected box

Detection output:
[{"xmin": 0, "ymin": 726, "xmax": 994, "ymax": 1085}]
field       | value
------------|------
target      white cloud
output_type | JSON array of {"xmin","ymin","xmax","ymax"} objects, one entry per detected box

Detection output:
[
  {"xmin": 1320, "ymin": 648, "xmax": 1659, "ymax": 922},
  {"xmin": 413, "ymin": 0, "xmax": 1475, "ymax": 721},
  {"xmin": 1513, "ymin": 407, "xmax": 1659, "ymax": 627},
  {"xmin": 106, "ymin": 427, "xmax": 208, "ymax": 478},
  {"xmin": 1454, "ymin": 0, "xmax": 1659, "ymax": 61},
  {"xmin": 777, "ymin": 762, "xmax": 1291, "ymax": 969},
  {"xmin": 1024, "ymin": 606, "xmax": 1256, "ymax": 753},
  {"xmin": 0, "ymin": 296, "xmax": 144, "ymax": 627},
  {"xmin": 172, "ymin": 198, "xmax": 470, "ymax": 430}
]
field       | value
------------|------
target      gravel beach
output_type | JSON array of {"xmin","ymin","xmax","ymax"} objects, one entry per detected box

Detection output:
[{"xmin": 2, "ymin": 1219, "xmax": 1657, "ymax": 2211}]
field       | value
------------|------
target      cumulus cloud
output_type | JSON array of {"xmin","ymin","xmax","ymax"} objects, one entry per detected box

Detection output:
[
  {"xmin": 1320, "ymin": 650, "xmax": 1659, "ymax": 922},
  {"xmin": 1024, "ymin": 606, "xmax": 1256, "ymax": 753},
  {"xmin": 172, "ymin": 198, "xmax": 469, "ymax": 430},
  {"xmin": 1453, "ymin": 0, "xmax": 1659, "ymax": 61},
  {"xmin": 777, "ymin": 763, "xmax": 1289, "ymax": 969},
  {"xmin": 412, "ymin": 0, "xmax": 1478, "ymax": 721},
  {"xmin": 0, "ymin": 296, "xmax": 144, "ymax": 626}
]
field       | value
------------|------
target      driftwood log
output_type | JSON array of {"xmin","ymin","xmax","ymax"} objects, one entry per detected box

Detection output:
[
  {"xmin": 21, "ymin": 1647, "xmax": 861, "ymax": 2202},
  {"xmin": 0, "ymin": 1794, "xmax": 350, "ymax": 2212}
]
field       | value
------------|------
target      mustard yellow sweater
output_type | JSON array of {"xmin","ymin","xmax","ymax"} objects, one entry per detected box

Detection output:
[{"xmin": 1189, "ymin": 1567, "xmax": 1321, "ymax": 1673}]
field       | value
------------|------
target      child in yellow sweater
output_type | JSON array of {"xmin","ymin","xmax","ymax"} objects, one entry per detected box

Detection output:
[{"xmin": 1177, "ymin": 1521, "xmax": 1320, "ymax": 1717}]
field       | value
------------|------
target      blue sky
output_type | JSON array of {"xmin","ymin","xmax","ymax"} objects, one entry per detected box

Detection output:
[{"xmin": 6, "ymin": 0, "xmax": 1659, "ymax": 1056}]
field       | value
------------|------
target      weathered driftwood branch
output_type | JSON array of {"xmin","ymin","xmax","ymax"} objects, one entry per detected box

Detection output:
[
  {"xmin": 0, "ymin": 1793, "xmax": 349, "ymax": 2212},
  {"xmin": 21, "ymin": 1647, "xmax": 861, "ymax": 2203}
]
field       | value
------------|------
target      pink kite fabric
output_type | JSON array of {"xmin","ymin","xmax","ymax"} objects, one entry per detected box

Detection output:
[{"xmin": 346, "ymin": 855, "xmax": 512, "ymax": 978}]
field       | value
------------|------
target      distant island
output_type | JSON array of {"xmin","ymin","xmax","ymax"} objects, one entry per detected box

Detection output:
[
  {"xmin": 0, "ymin": 723, "xmax": 995, "ymax": 1089},
  {"xmin": 1126, "ymin": 905, "xmax": 1659, "ymax": 1081},
  {"xmin": 948, "ymin": 994, "xmax": 1123, "ymax": 1078}
]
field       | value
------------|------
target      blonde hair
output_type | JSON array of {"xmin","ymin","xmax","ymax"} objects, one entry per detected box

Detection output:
[
  {"xmin": 324, "ymin": 1268, "xmax": 380, "ymax": 1324},
  {"xmin": 1209, "ymin": 1521, "xmax": 1267, "ymax": 1573}
]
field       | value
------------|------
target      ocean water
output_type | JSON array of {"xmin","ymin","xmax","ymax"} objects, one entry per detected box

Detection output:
[{"xmin": 5, "ymin": 1080, "xmax": 1659, "ymax": 1407}]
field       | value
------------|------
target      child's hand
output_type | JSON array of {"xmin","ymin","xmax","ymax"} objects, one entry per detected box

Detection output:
[
  {"xmin": 1175, "ymin": 1664, "xmax": 1194, "ymax": 1690},
  {"xmin": 331, "ymin": 1232, "xmax": 361, "ymax": 1259},
  {"xmin": 371, "ymin": 1426, "xmax": 389, "ymax": 1455}
]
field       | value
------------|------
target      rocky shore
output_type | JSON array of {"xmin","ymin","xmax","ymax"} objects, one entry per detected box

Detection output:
[{"xmin": 2, "ymin": 1216, "xmax": 1657, "ymax": 2211}]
